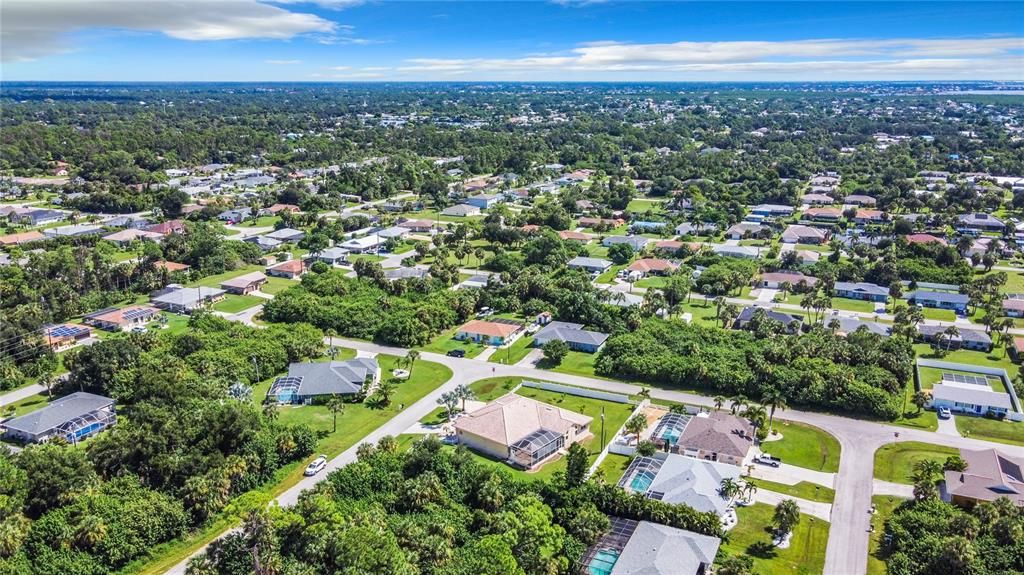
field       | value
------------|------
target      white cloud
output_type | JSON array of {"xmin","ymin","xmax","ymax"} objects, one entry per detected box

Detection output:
[
  {"xmin": 270, "ymin": 0, "xmax": 363, "ymax": 9},
  {"xmin": 0, "ymin": 0, "xmax": 337, "ymax": 62},
  {"xmin": 395, "ymin": 37, "xmax": 1024, "ymax": 80},
  {"xmin": 265, "ymin": 59, "xmax": 302, "ymax": 65}
]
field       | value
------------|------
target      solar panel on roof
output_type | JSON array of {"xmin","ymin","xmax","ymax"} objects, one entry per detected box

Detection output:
[
  {"xmin": 47, "ymin": 325, "xmax": 88, "ymax": 338},
  {"xmin": 122, "ymin": 307, "xmax": 155, "ymax": 321},
  {"xmin": 83, "ymin": 307, "xmax": 119, "ymax": 319},
  {"xmin": 941, "ymin": 372, "xmax": 990, "ymax": 386}
]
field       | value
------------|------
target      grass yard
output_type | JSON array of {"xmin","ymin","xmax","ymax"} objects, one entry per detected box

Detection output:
[
  {"xmin": 717, "ymin": 503, "xmax": 829, "ymax": 575},
  {"xmin": 626, "ymin": 198, "xmax": 666, "ymax": 213},
  {"xmin": 893, "ymin": 380, "xmax": 938, "ymax": 431},
  {"xmin": 634, "ymin": 276, "xmax": 669, "ymax": 289},
  {"xmin": 259, "ymin": 276, "xmax": 298, "ymax": 295},
  {"xmin": 872, "ymin": 442, "xmax": 958, "ymax": 484},
  {"xmin": 749, "ymin": 479, "xmax": 835, "ymax": 503},
  {"xmin": 594, "ymin": 264, "xmax": 626, "ymax": 284},
  {"xmin": 189, "ymin": 265, "xmax": 265, "ymax": 289},
  {"xmin": 761, "ymin": 421, "xmax": 841, "ymax": 473},
  {"xmin": 914, "ymin": 343, "xmax": 1017, "ymax": 377},
  {"xmin": 548, "ymin": 350, "xmax": 600, "ymax": 378},
  {"xmin": 154, "ymin": 312, "xmax": 191, "ymax": 336},
  {"xmin": 212, "ymin": 294, "xmax": 264, "ymax": 314},
  {"xmin": 955, "ymin": 416, "xmax": 1024, "ymax": 446},
  {"xmin": 488, "ymin": 335, "xmax": 536, "ymax": 365},
  {"xmin": 867, "ymin": 495, "xmax": 909, "ymax": 575},
  {"xmin": 417, "ymin": 326, "xmax": 489, "ymax": 358},
  {"xmin": 594, "ymin": 453, "xmax": 632, "ymax": 484}
]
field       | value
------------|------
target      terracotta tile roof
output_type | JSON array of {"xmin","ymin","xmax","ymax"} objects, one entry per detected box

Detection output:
[
  {"xmin": 457, "ymin": 319, "xmax": 523, "ymax": 338},
  {"xmin": 156, "ymin": 261, "xmax": 191, "ymax": 271},
  {"xmin": 559, "ymin": 230, "xmax": 592, "ymax": 241},
  {"xmin": 627, "ymin": 259, "xmax": 679, "ymax": 273},
  {"xmin": 0, "ymin": 230, "xmax": 44, "ymax": 245},
  {"xmin": 268, "ymin": 259, "xmax": 304, "ymax": 274},
  {"xmin": 905, "ymin": 233, "xmax": 947, "ymax": 246}
]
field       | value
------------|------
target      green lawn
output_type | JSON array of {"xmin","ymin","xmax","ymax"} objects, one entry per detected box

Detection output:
[
  {"xmin": 594, "ymin": 453, "xmax": 632, "ymax": 484},
  {"xmin": 626, "ymin": 198, "xmax": 666, "ymax": 213},
  {"xmin": 324, "ymin": 346, "xmax": 357, "ymax": 361},
  {"xmin": 188, "ymin": 265, "xmax": 265, "ymax": 289},
  {"xmin": 259, "ymin": 276, "xmax": 297, "ymax": 295},
  {"xmin": 717, "ymin": 503, "xmax": 829, "ymax": 575},
  {"xmin": 893, "ymin": 379, "xmax": 938, "ymax": 431},
  {"xmin": 212, "ymin": 294, "xmax": 264, "ymax": 314},
  {"xmin": 914, "ymin": 343, "xmax": 1017, "ymax": 379},
  {"xmin": 634, "ymin": 276, "xmax": 669, "ymax": 289},
  {"xmin": 955, "ymin": 416, "xmax": 1024, "ymax": 446},
  {"xmin": 154, "ymin": 312, "xmax": 191, "ymax": 336},
  {"xmin": 595, "ymin": 264, "xmax": 626, "ymax": 284},
  {"xmin": 867, "ymin": 495, "xmax": 909, "ymax": 575},
  {"xmin": 488, "ymin": 335, "xmax": 536, "ymax": 365},
  {"xmin": 872, "ymin": 442, "xmax": 958, "ymax": 484},
  {"xmin": 417, "ymin": 326, "xmax": 489, "ymax": 358},
  {"xmin": 469, "ymin": 377, "xmax": 522, "ymax": 401},
  {"xmin": 761, "ymin": 421, "xmax": 841, "ymax": 473},
  {"xmin": 749, "ymin": 479, "xmax": 835, "ymax": 503},
  {"xmin": 548, "ymin": 350, "xmax": 599, "ymax": 378}
]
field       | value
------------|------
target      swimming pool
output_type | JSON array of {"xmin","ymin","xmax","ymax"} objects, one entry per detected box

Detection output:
[
  {"xmin": 657, "ymin": 427, "xmax": 681, "ymax": 442},
  {"xmin": 630, "ymin": 471, "xmax": 655, "ymax": 492},
  {"xmin": 587, "ymin": 549, "xmax": 620, "ymax": 575}
]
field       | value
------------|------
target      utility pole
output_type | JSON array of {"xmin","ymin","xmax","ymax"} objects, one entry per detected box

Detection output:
[{"xmin": 600, "ymin": 407, "xmax": 606, "ymax": 448}]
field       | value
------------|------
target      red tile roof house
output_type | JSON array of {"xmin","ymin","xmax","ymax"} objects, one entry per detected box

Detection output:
[
  {"xmin": 155, "ymin": 261, "xmax": 191, "ymax": 273},
  {"xmin": 757, "ymin": 271, "xmax": 818, "ymax": 290},
  {"xmin": 267, "ymin": 259, "xmax": 306, "ymax": 279},
  {"xmin": 626, "ymin": 259, "xmax": 680, "ymax": 277},
  {"xmin": 146, "ymin": 220, "xmax": 186, "ymax": 236},
  {"xmin": 82, "ymin": 305, "xmax": 159, "ymax": 332},
  {"xmin": 802, "ymin": 207, "xmax": 842, "ymax": 222},
  {"xmin": 653, "ymin": 240, "xmax": 700, "ymax": 255},
  {"xmin": 904, "ymin": 233, "xmax": 947, "ymax": 246},
  {"xmin": 0, "ymin": 230, "xmax": 45, "ymax": 246},
  {"xmin": 854, "ymin": 209, "xmax": 886, "ymax": 225},
  {"xmin": 558, "ymin": 230, "xmax": 593, "ymax": 243},
  {"xmin": 262, "ymin": 203, "xmax": 300, "ymax": 215},
  {"xmin": 454, "ymin": 319, "xmax": 524, "ymax": 346},
  {"xmin": 578, "ymin": 217, "xmax": 625, "ymax": 229},
  {"xmin": 220, "ymin": 271, "xmax": 268, "ymax": 295}
]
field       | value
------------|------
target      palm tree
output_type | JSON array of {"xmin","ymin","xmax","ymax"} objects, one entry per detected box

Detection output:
[
  {"xmin": 437, "ymin": 390, "xmax": 459, "ymax": 421},
  {"xmin": 730, "ymin": 394, "xmax": 748, "ymax": 415},
  {"xmin": 404, "ymin": 350, "xmax": 420, "ymax": 378},
  {"xmin": 772, "ymin": 499, "xmax": 801, "ymax": 540},
  {"xmin": 262, "ymin": 402, "xmax": 279, "ymax": 422},
  {"xmin": 713, "ymin": 396, "xmax": 726, "ymax": 411},
  {"xmin": 719, "ymin": 477, "xmax": 742, "ymax": 500},
  {"xmin": 74, "ymin": 514, "xmax": 108, "ymax": 549},
  {"xmin": 455, "ymin": 384, "xmax": 475, "ymax": 411},
  {"xmin": 943, "ymin": 325, "xmax": 961, "ymax": 351},
  {"xmin": 743, "ymin": 481, "xmax": 758, "ymax": 504},
  {"xmin": 377, "ymin": 379, "xmax": 398, "ymax": 406},
  {"xmin": 624, "ymin": 413, "xmax": 648, "ymax": 444},
  {"xmin": 327, "ymin": 395, "xmax": 345, "ymax": 433},
  {"xmin": 637, "ymin": 387, "xmax": 652, "ymax": 403},
  {"xmin": 762, "ymin": 389, "xmax": 788, "ymax": 434}
]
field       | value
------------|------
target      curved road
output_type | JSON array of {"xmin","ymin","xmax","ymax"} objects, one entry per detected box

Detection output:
[{"xmin": 160, "ymin": 337, "xmax": 1024, "ymax": 575}]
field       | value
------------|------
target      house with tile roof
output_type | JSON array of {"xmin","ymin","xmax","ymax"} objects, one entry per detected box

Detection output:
[{"xmin": 455, "ymin": 319, "xmax": 524, "ymax": 346}]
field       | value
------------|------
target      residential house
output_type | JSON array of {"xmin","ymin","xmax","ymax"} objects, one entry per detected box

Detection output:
[
  {"xmin": 854, "ymin": 209, "xmax": 886, "ymax": 225},
  {"xmin": 42, "ymin": 324, "xmax": 93, "ymax": 351},
  {"xmin": 3, "ymin": 392, "xmax": 116, "ymax": 444},
  {"xmin": 313, "ymin": 247, "xmax": 349, "ymax": 266},
  {"xmin": 725, "ymin": 222, "xmax": 767, "ymax": 240},
  {"xmin": 574, "ymin": 199, "xmax": 598, "ymax": 213},
  {"xmin": 245, "ymin": 235, "xmax": 282, "ymax": 251},
  {"xmin": 454, "ymin": 393, "xmax": 592, "ymax": 469},
  {"xmin": 384, "ymin": 267, "xmax": 430, "ymax": 281},
  {"xmin": 398, "ymin": 219, "xmax": 435, "ymax": 233},
  {"xmin": 579, "ymin": 518, "xmax": 720, "ymax": 575},
  {"xmin": 82, "ymin": 305, "xmax": 159, "ymax": 331},
  {"xmin": 464, "ymin": 194, "xmax": 502, "ymax": 209},
  {"xmin": 750, "ymin": 204, "xmax": 795, "ymax": 218},
  {"xmin": 710, "ymin": 244, "xmax": 760, "ymax": 259},
  {"xmin": 156, "ymin": 260, "xmax": 190, "ymax": 273},
  {"xmin": 781, "ymin": 224, "xmax": 828, "ymax": 244},
  {"xmin": 653, "ymin": 240, "xmax": 699, "ymax": 256},
  {"xmin": 917, "ymin": 325, "xmax": 992, "ymax": 352},
  {"xmin": 567, "ymin": 256, "xmax": 612, "ymax": 274},
  {"xmin": 440, "ymin": 204, "xmax": 481, "ymax": 217},
  {"xmin": 267, "ymin": 259, "xmax": 305, "ymax": 279},
  {"xmin": 674, "ymin": 411, "xmax": 755, "ymax": 466},
  {"xmin": 150, "ymin": 285, "xmax": 226, "ymax": 313},
  {"xmin": 908, "ymin": 290, "xmax": 970, "ymax": 314},
  {"xmin": 43, "ymin": 224, "xmax": 104, "ymax": 239},
  {"xmin": 630, "ymin": 221, "xmax": 669, "ymax": 233},
  {"xmin": 218, "ymin": 209, "xmax": 251, "ymax": 224},
  {"xmin": 831, "ymin": 317, "xmax": 891, "ymax": 337},
  {"xmin": 627, "ymin": 259, "xmax": 679, "ymax": 277},
  {"xmin": 835, "ymin": 281, "xmax": 889, "ymax": 303},
  {"xmin": 558, "ymin": 230, "xmax": 593, "ymax": 243},
  {"xmin": 618, "ymin": 454, "xmax": 740, "ymax": 516},
  {"xmin": 1003, "ymin": 298, "xmax": 1024, "ymax": 318},
  {"xmin": 264, "ymin": 227, "xmax": 306, "ymax": 243},
  {"xmin": 532, "ymin": 321, "xmax": 609, "ymax": 353},
  {"xmin": 757, "ymin": 271, "xmax": 817, "ymax": 290},
  {"xmin": 102, "ymin": 228, "xmax": 164, "ymax": 247},
  {"xmin": 801, "ymin": 193, "xmax": 834, "ymax": 205},
  {"xmin": 929, "ymin": 383, "xmax": 1013, "ymax": 417},
  {"xmin": 9, "ymin": 208, "xmax": 65, "ymax": 226},
  {"xmin": 734, "ymin": 306, "xmax": 804, "ymax": 334},
  {"xmin": 267, "ymin": 359, "xmax": 380, "ymax": 404},
  {"xmin": 220, "ymin": 272, "xmax": 267, "ymax": 295},
  {"xmin": 802, "ymin": 207, "xmax": 842, "ymax": 222},
  {"xmin": 579, "ymin": 217, "xmax": 626, "ymax": 229},
  {"xmin": 261, "ymin": 203, "xmax": 300, "ymax": 215},
  {"xmin": 905, "ymin": 233, "xmax": 947, "ymax": 246},
  {"xmin": 454, "ymin": 319, "xmax": 524, "ymax": 346},
  {"xmin": 0, "ymin": 230, "xmax": 44, "ymax": 246},
  {"xmin": 105, "ymin": 216, "xmax": 151, "ymax": 229},
  {"xmin": 674, "ymin": 222, "xmax": 717, "ymax": 236},
  {"xmin": 146, "ymin": 220, "xmax": 186, "ymax": 236},
  {"xmin": 339, "ymin": 235, "xmax": 387, "ymax": 254},
  {"xmin": 602, "ymin": 235, "xmax": 650, "ymax": 251},
  {"xmin": 957, "ymin": 213, "xmax": 1005, "ymax": 233},
  {"xmin": 844, "ymin": 195, "xmax": 877, "ymax": 206},
  {"xmin": 942, "ymin": 449, "xmax": 1024, "ymax": 507}
]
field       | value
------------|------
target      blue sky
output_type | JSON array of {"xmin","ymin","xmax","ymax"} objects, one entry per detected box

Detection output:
[{"xmin": 3, "ymin": 1, "xmax": 1023, "ymax": 81}]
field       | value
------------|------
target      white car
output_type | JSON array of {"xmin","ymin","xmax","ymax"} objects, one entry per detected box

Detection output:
[
  {"xmin": 937, "ymin": 407, "xmax": 952, "ymax": 419},
  {"xmin": 303, "ymin": 455, "xmax": 328, "ymax": 476}
]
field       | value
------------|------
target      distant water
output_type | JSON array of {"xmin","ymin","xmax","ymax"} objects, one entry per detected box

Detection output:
[{"xmin": 939, "ymin": 90, "xmax": 1024, "ymax": 95}]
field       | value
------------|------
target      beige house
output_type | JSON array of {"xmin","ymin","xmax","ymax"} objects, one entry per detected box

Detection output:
[{"xmin": 454, "ymin": 393, "xmax": 593, "ymax": 469}]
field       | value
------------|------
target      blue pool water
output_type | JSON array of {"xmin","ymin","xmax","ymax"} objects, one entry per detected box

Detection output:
[
  {"xmin": 658, "ymin": 427, "xmax": 681, "ymax": 442},
  {"xmin": 630, "ymin": 473, "xmax": 654, "ymax": 492},
  {"xmin": 588, "ymin": 549, "xmax": 620, "ymax": 575}
]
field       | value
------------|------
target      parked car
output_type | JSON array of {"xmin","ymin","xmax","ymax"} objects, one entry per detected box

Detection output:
[
  {"xmin": 937, "ymin": 407, "xmax": 952, "ymax": 419},
  {"xmin": 131, "ymin": 326, "xmax": 148, "ymax": 334},
  {"xmin": 447, "ymin": 349, "xmax": 466, "ymax": 358},
  {"xmin": 304, "ymin": 455, "xmax": 328, "ymax": 476},
  {"xmin": 754, "ymin": 453, "xmax": 782, "ymax": 467}
]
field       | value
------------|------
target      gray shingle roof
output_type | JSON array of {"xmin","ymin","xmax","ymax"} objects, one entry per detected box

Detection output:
[
  {"xmin": 4, "ymin": 392, "xmax": 113, "ymax": 435},
  {"xmin": 533, "ymin": 321, "xmax": 609, "ymax": 348},
  {"xmin": 624, "ymin": 454, "xmax": 739, "ymax": 516},
  {"xmin": 288, "ymin": 358, "xmax": 379, "ymax": 396},
  {"xmin": 835, "ymin": 282, "xmax": 889, "ymax": 297},
  {"xmin": 612, "ymin": 521, "xmax": 720, "ymax": 575}
]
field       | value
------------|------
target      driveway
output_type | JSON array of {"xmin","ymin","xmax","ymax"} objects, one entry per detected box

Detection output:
[
  {"xmin": 747, "ymin": 461, "xmax": 835, "ymax": 489},
  {"xmin": 936, "ymin": 413, "xmax": 960, "ymax": 437},
  {"xmin": 752, "ymin": 489, "xmax": 832, "ymax": 522}
]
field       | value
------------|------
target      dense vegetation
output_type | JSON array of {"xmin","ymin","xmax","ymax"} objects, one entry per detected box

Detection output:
[
  {"xmin": 596, "ymin": 319, "xmax": 914, "ymax": 419},
  {"xmin": 0, "ymin": 315, "xmax": 324, "ymax": 573},
  {"xmin": 186, "ymin": 434, "xmax": 723, "ymax": 575}
]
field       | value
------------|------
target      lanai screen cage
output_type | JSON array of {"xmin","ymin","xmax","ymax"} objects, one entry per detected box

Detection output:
[
  {"xmin": 55, "ymin": 409, "xmax": 115, "ymax": 444},
  {"xmin": 268, "ymin": 376, "xmax": 303, "ymax": 404},
  {"xmin": 576, "ymin": 517, "xmax": 639, "ymax": 575},
  {"xmin": 618, "ymin": 456, "xmax": 665, "ymax": 496},
  {"xmin": 510, "ymin": 428, "xmax": 563, "ymax": 468},
  {"xmin": 650, "ymin": 412, "xmax": 691, "ymax": 452}
]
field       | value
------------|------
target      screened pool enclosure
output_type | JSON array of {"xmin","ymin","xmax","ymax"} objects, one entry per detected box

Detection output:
[{"xmin": 510, "ymin": 428, "xmax": 564, "ymax": 468}]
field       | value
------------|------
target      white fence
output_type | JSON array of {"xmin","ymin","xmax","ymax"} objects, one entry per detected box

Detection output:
[
  {"xmin": 915, "ymin": 358, "xmax": 1021, "ymax": 414},
  {"xmin": 521, "ymin": 380, "xmax": 633, "ymax": 404}
]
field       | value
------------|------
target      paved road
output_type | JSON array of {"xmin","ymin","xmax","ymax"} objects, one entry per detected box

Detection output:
[
  {"xmin": 0, "ymin": 383, "xmax": 46, "ymax": 407},
  {"xmin": 159, "ymin": 335, "xmax": 1024, "ymax": 575}
]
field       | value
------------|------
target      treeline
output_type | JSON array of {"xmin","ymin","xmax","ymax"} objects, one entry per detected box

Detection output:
[
  {"xmin": 0, "ymin": 315, "xmax": 324, "ymax": 573},
  {"xmin": 261, "ymin": 270, "xmax": 480, "ymax": 347},
  {"xmin": 186, "ymin": 434, "xmax": 723, "ymax": 575},
  {"xmin": 595, "ymin": 319, "xmax": 914, "ymax": 419}
]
